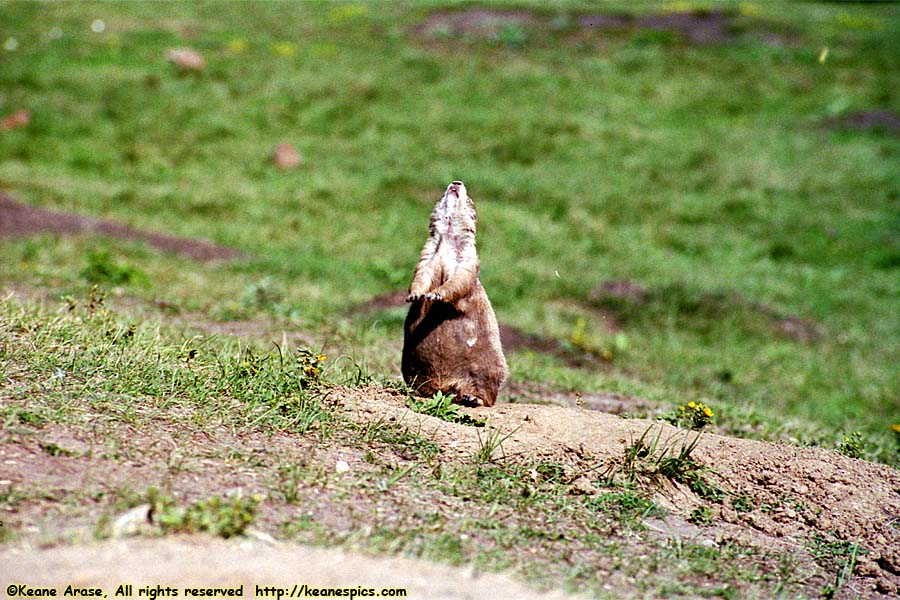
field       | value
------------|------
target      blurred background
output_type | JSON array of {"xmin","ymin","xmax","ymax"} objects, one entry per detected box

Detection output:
[{"xmin": 1, "ymin": 1, "xmax": 898, "ymax": 461}]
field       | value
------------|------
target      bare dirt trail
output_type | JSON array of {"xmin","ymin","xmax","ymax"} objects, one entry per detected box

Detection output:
[
  {"xmin": 2, "ymin": 536, "xmax": 575, "ymax": 600},
  {"xmin": 0, "ymin": 193, "xmax": 243, "ymax": 262}
]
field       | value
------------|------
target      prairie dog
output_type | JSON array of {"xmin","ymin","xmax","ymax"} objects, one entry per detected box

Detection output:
[{"xmin": 402, "ymin": 181, "xmax": 508, "ymax": 407}]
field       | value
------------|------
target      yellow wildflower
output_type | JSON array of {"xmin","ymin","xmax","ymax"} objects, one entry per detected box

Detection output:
[
  {"xmin": 330, "ymin": 4, "xmax": 368, "ymax": 22},
  {"xmin": 227, "ymin": 39, "xmax": 248, "ymax": 53},
  {"xmin": 738, "ymin": 2, "xmax": 763, "ymax": 17},
  {"xmin": 272, "ymin": 42, "xmax": 296, "ymax": 56}
]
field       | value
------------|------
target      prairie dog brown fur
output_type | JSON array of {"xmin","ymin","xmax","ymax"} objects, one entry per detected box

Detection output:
[{"xmin": 402, "ymin": 181, "xmax": 508, "ymax": 407}]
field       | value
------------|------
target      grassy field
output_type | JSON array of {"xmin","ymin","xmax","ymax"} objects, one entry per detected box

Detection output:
[{"xmin": 2, "ymin": 0, "xmax": 899, "ymax": 458}]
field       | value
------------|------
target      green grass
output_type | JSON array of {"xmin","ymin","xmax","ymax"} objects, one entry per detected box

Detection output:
[
  {"xmin": 0, "ymin": 291, "xmax": 341, "ymax": 434},
  {"xmin": 1, "ymin": 1, "xmax": 899, "ymax": 462},
  {"xmin": 407, "ymin": 390, "xmax": 487, "ymax": 426}
]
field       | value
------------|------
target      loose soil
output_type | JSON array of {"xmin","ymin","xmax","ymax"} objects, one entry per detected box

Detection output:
[
  {"xmin": 2, "ymin": 387, "xmax": 898, "ymax": 597},
  {"xmin": 350, "ymin": 391, "xmax": 900, "ymax": 595},
  {"xmin": 0, "ymin": 192, "xmax": 243, "ymax": 262}
]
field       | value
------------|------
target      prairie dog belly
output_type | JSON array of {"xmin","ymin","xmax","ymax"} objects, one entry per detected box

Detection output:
[
  {"xmin": 434, "ymin": 239, "xmax": 458, "ymax": 286},
  {"xmin": 401, "ymin": 181, "xmax": 508, "ymax": 407}
]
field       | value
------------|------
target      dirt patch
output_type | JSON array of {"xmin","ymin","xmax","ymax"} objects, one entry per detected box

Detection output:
[
  {"xmin": 0, "ymin": 192, "xmax": 244, "ymax": 262},
  {"xmin": 579, "ymin": 10, "xmax": 734, "ymax": 45},
  {"xmin": 414, "ymin": 7, "xmax": 788, "ymax": 47},
  {"xmin": 500, "ymin": 322, "xmax": 614, "ymax": 368},
  {"xmin": 774, "ymin": 315, "xmax": 823, "ymax": 343},
  {"xmin": 1, "ymin": 536, "xmax": 574, "ymax": 600},
  {"xmin": 413, "ymin": 8, "xmax": 537, "ymax": 39},
  {"xmin": 504, "ymin": 380, "xmax": 657, "ymax": 416},
  {"xmin": 752, "ymin": 301, "xmax": 825, "ymax": 343},
  {"xmin": 588, "ymin": 279, "xmax": 649, "ymax": 305},
  {"xmin": 589, "ymin": 279, "xmax": 826, "ymax": 344},
  {"xmin": 499, "ymin": 323, "xmax": 572, "ymax": 362},
  {"xmin": 825, "ymin": 110, "xmax": 900, "ymax": 136},
  {"xmin": 355, "ymin": 289, "xmax": 409, "ymax": 313}
]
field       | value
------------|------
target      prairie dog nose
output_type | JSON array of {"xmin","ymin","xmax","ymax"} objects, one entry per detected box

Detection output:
[{"xmin": 448, "ymin": 181, "xmax": 465, "ymax": 196}]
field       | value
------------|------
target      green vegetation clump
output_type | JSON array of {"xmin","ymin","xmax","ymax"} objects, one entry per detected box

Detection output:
[
  {"xmin": 80, "ymin": 250, "xmax": 147, "ymax": 286},
  {"xmin": 150, "ymin": 489, "xmax": 261, "ymax": 539},
  {"xmin": 665, "ymin": 400, "xmax": 715, "ymax": 430},
  {"xmin": 607, "ymin": 426, "xmax": 725, "ymax": 506},
  {"xmin": 835, "ymin": 431, "xmax": 865, "ymax": 459},
  {"xmin": 408, "ymin": 391, "xmax": 486, "ymax": 427},
  {"xmin": 586, "ymin": 489, "xmax": 666, "ymax": 526}
]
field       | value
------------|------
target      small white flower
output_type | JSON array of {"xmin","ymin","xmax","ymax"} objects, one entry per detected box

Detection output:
[
  {"xmin": 3, "ymin": 37, "xmax": 18, "ymax": 51},
  {"xmin": 91, "ymin": 19, "xmax": 105, "ymax": 33},
  {"xmin": 49, "ymin": 27, "xmax": 63, "ymax": 40},
  {"xmin": 335, "ymin": 460, "xmax": 350, "ymax": 474}
]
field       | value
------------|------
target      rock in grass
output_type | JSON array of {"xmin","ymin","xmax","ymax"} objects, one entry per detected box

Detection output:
[
  {"xmin": 1, "ymin": 109, "xmax": 30, "ymax": 131},
  {"xmin": 272, "ymin": 142, "xmax": 302, "ymax": 169},
  {"xmin": 166, "ymin": 48, "xmax": 205, "ymax": 72},
  {"xmin": 111, "ymin": 503, "xmax": 153, "ymax": 538}
]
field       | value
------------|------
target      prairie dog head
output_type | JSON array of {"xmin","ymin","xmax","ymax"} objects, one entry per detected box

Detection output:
[{"xmin": 430, "ymin": 180, "xmax": 477, "ymax": 241}]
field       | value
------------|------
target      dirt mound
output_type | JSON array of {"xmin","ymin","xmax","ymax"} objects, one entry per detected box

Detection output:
[
  {"xmin": 349, "ymin": 389, "xmax": 900, "ymax": 595},
  {"xmin": 0, "ymin": 192, "xmax": 243, "ymax": 262},
  {"xmin": 2, "ymin": 385, "xmax": 899, "ymax": 596},
  {"xmin": 503, "ymin": 381, "xmax": 655, "ymax": 415}
]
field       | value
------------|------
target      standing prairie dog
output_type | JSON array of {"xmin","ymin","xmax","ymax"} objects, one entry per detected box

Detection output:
[{"xmin": 402, "ymin": 181, "xmax": 508, "ymax": 407}]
